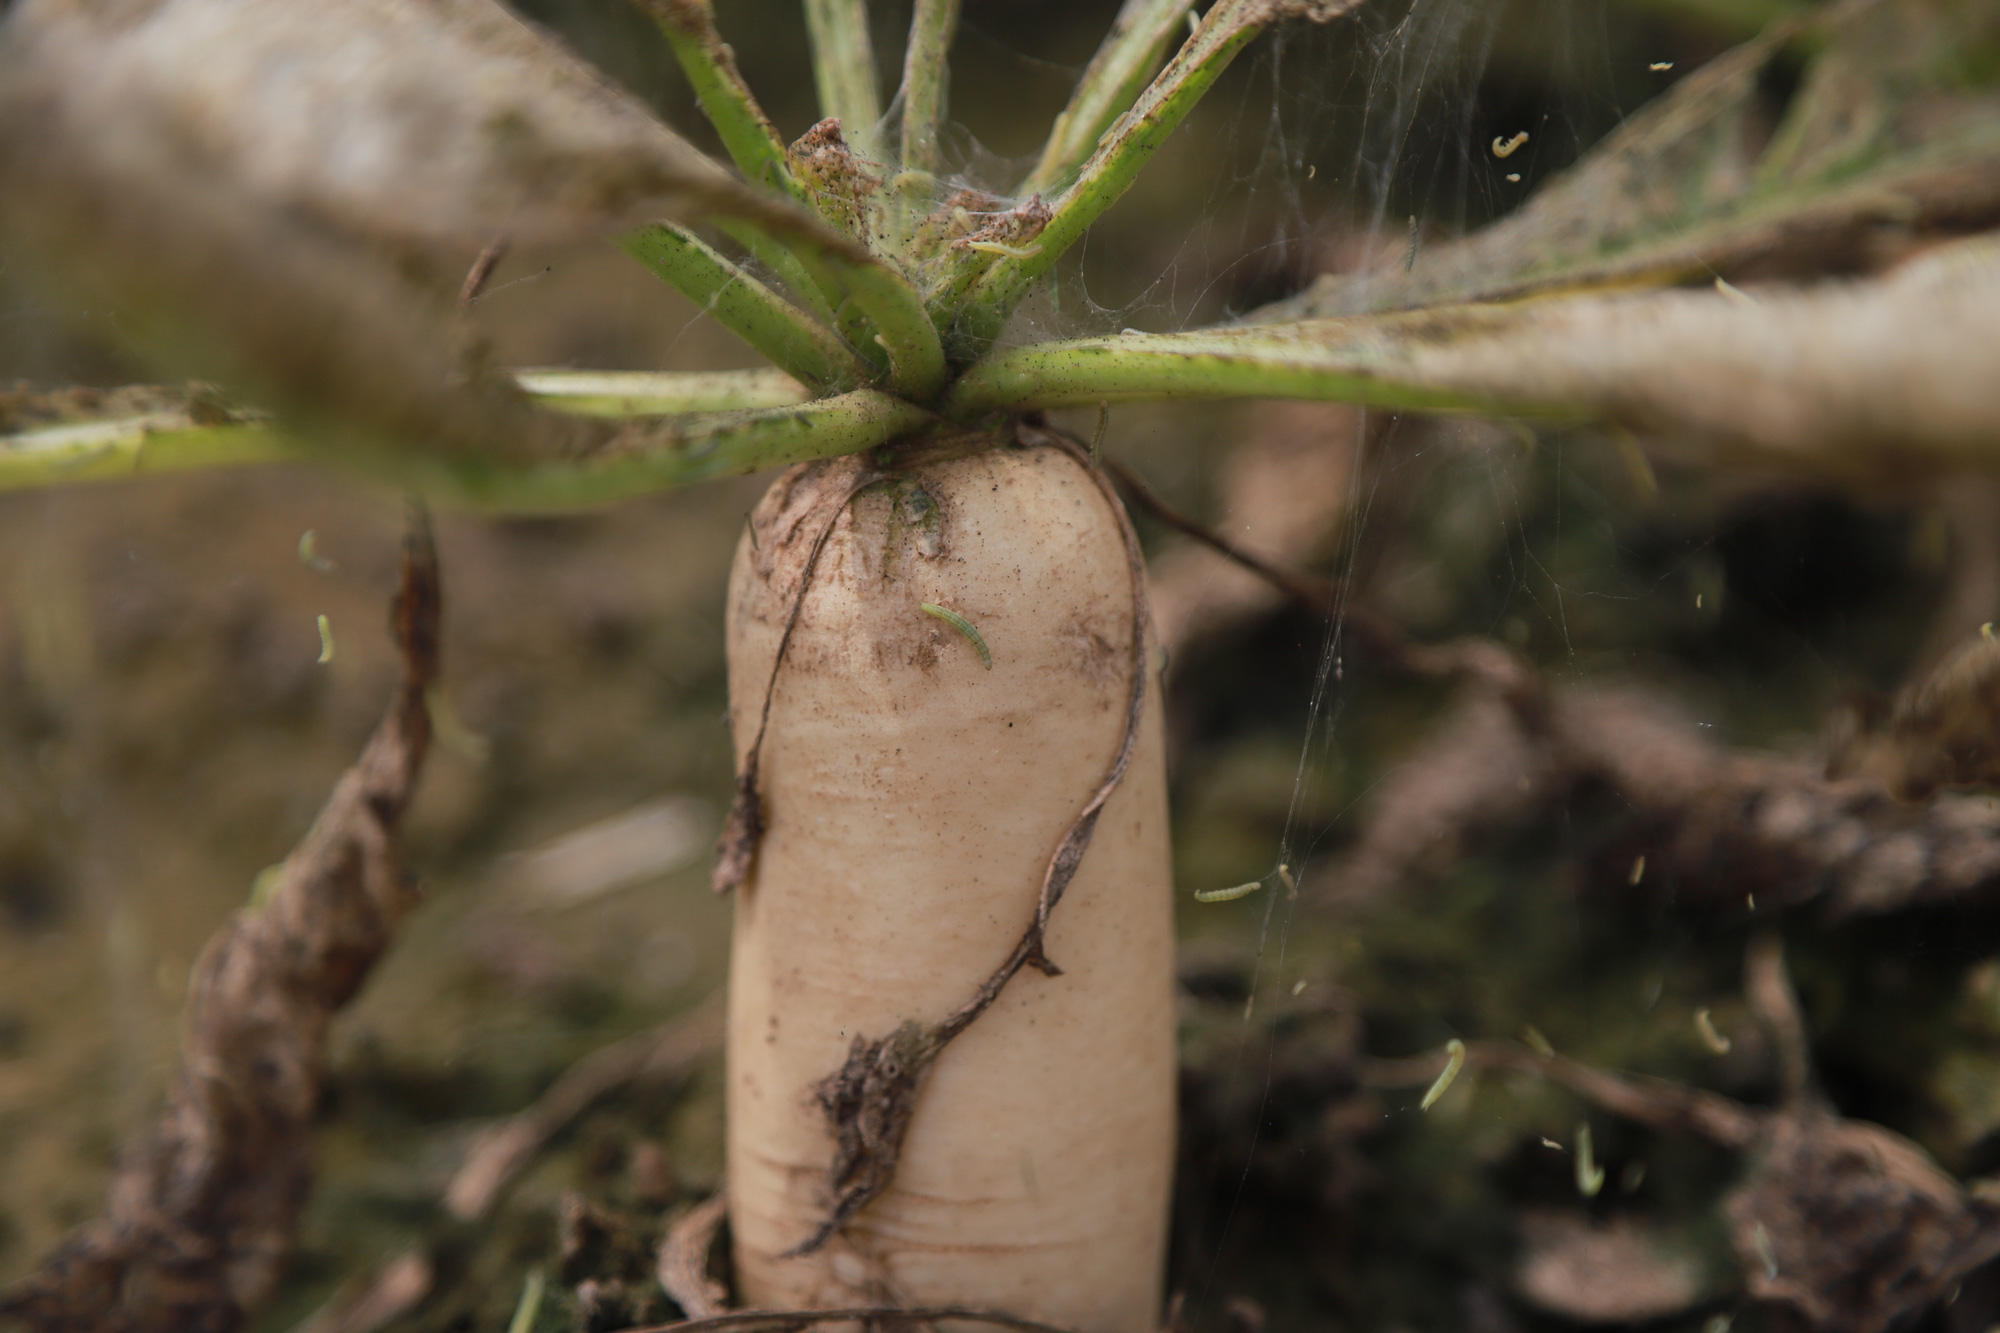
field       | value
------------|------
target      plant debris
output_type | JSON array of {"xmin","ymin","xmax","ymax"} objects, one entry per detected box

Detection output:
[
  {"xmin": 1368, "ymin": 936, "xmax": 2000, "ymax": 1333},
  {"xmin": 0, "ymin": 508, "xmax": 441, "ymax": 1333}
]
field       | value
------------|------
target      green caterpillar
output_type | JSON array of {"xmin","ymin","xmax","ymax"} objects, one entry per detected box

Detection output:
[{"xmin": 920, "ymin": 602, "xmax": 991, "ymax": 669}]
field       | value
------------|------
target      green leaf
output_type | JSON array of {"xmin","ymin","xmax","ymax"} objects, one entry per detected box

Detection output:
[
  {"xmin": 0, "ymin": 381, "xmax": 933, "ymax": 510},
  {"xmin": 623, "ymin": 225, "xmax": 870, "ymax": 390},
  {"xmin": 1267, "ymin": 0, "xmax": 2000, "ymax": 320},
  {"xmin": 0, "ymin": 0, "xmax": 871, "ymax": 465},
  {"xmin": 948, "ymin": 234, "xmax": 2000, "ymax": 472},
  {"xmin": 803, "ymin": 0, "xmax": 885, "ymax": 159}
]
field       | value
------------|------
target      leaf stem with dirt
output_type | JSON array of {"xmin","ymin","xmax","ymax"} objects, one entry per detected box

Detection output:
[
  {"xmin": 802, "ymin": 0, "xmax": 883, "ymax": 159},
  {"xmin": 623, "ymin": 225, "xmax": 869, "ymax": 390},
  {"xmin": 1017, "ymin": 0, "xmax": 1192, "ymax": 196},
  {"xmin": 641, "ymin": 0, "xmax": 804, "ymax": 201},
  {"xmin": 897, "ymin": 0, "xmax": 959, "ymax": 177},
  {"xmin": 947, "ymin": 0, "xmax": 1361, "ymax": 343}
]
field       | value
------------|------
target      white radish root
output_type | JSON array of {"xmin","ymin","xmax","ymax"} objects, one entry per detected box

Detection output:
[{"xmin": 723, "ymin": 436, "xmax": 1176, "ymax": 1332}]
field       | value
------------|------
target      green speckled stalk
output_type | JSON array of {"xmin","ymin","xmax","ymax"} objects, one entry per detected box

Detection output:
[
  {"xmin": 1018, "ymin": 0, "xmax": 1191, "ymax": 197},
  {"xmin": 623, "ymin": 225, "xmax": 869, "ymax": 391},
  {"xmin": 898, "ymin": 0, "xmax": 960, "ymax": 176},
  {"xmin": 0, "ymin": 381, "xmax": 931, "ymax": 511},
  {"xmin": 942, "ymin": 0, "xmax": 1273, "ymax": 343},
  {"xmin": 646, "ymin": 0, "xmax": 802, "ymax": 201},
  {"xmin": 804, "ymin": 0, "xmax": 884, "ymax": 159}
]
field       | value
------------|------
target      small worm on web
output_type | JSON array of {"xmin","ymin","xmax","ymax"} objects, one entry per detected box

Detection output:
[
  {"xmin": 1492, "ymin": 131, "xmax": 1529, "ymax": 158},
  {"xmin": 1420, "ymin": 1039, "xmax": 1465, "ymax": 1111},
  {"xmin": 1194, "ymin": 863, "xmax": 1291, "ymax": 904},
  {"xmin": 298, "ymin": 530, "xmax": 335, "ymax": 572},
  {"xmin": 316, "ymin": 614, "xmax": 335, "ymax": 664}
]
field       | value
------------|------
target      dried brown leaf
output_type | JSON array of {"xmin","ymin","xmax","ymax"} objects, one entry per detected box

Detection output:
[{"xmin": 0, "ymin": 512, "xmax": 442, "ymax": 1333}]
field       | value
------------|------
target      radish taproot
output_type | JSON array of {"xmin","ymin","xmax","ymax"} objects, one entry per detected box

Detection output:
[{"xmin": 721, "ymin": 431, "xmax": 1175, "ymax": 1331}]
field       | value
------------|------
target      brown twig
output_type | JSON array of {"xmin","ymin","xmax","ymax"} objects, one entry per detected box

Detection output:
[
  {"xmin": 291, "ymin": 1250, "xmax": 435, "ymax": 1333},
  {"xmin": 1320, "ymin": 679, "xmax": 2000, "ymax": 918},
  {"xmin": 623, "ymin": 1306, "xmax": 1078, "ymax": 1333},
  {"xmin": 1746, "ymin": 931, "xmax": 1813, "ymax": 1105},
  {"xmin": 1362, "ymin": 1040, "xmax": 1759, "ymax": 1149},
  {"xmin": 0, "ymin": 507, "xmax": 442, "ymax": 1333},
  {"xmin": 290, "ymin": 999, "xmax": 723, "ymax": 1333},
  {"xmin": 1102, "ymin": 455, "xmax": 1337, "ymax": 619},
  {"xmin": 1361, "ymin": 938, "xmax": 2000, "ymax": 1333}
]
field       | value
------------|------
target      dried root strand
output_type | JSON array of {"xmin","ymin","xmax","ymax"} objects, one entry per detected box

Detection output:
[
  {"xmin": 789, "ymin": 423, "xmax": 1152, "ymax": 1255},
  {"xmin": 0, "ymin": 507, "xmax": 442, "ymax": 1333},
  {"xmin": 713, "ymin": 464, "xmax": 881, "ymax": 894}
]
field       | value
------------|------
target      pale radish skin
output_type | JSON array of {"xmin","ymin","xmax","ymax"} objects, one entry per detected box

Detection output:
[{"xmin": 723, "ymin": 437, "xmax": 1176, "ymax": 1332}]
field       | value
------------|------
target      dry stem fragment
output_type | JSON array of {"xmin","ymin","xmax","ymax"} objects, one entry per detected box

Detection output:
[
  {"xmin": 1368, "ymin": 940, "xmax": 2000, "ymax": 1333},
  {"xmin": 0, "ymin": 509, "xmax": 441, "ymax": 1333},
  {"xmin": 658, "ymin": 1192, "xmax": 733, "ymax": 1319}
]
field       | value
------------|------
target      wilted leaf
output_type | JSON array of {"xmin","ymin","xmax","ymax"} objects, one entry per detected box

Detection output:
[
  {"xmin": 1274, "ymin": 0, "xmax": 2000, "ymax": 317},
  {"xmin": 950, "ymin": 234, "xmax": 2000, "ymax": 474},
  {"xmin": 0, "ymin": 0, "xmax": 856, "ymax": 461},
  {"xmin": 0, "ymin": 514, "xmax": 442, "ymax": 1333}
]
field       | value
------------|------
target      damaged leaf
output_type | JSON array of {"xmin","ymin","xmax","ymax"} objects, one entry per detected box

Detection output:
[
  {"xmin": 0, "ymin": 511, "xmax": 442, "ymax": 1333},
  {"xmin": 1274, "ymin": 0, "xmax": 2000, "ymax": 317},
  {"xmin": 949, "ymin": 235, "xmax": 2000, "ymax": 476}
]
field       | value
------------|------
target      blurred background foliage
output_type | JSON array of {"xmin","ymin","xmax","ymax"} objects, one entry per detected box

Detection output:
[{"xmin": 9, "ymin": 1, "xmax": 2000, "ymax": 1331}]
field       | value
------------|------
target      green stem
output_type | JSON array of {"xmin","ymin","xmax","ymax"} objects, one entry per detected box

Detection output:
[
  {"xmin": 645, "ymin": 0, "xmax": 802, "ymax": 200},
  {"xmin": 1018, "ymin": 0, "xmax": 1190, "ymax": 197},
  {"xmin": 898, "ymin": 0, "xmax": 961, "ymax": 176},
  {"xmin": 824, "ymin": 253, "xmax": 947, "ymax": 401},
  {"xmin": 0, "ymin": 388, "xmax": 933, "ymax": 509},
  {"xmin": 636, "ymin": 0, "xmax": 864, "ymax": 323},
  {"xmin": 421, "ymin": 389, "xmax": 933, "ymax": 509},
  {"xmin": 804, "ymin": 0, "xmax": 884, "ymax": 158},
  {"xmin": 623, "ymin": 224, "xmax": 869, "ymax": 389},
  {"xmin": 0, "ymin": 416, "xmax": 296, "ymax": 494},
  {"xmin": 943, "ymin": 321, "xmax": 1550, "ymax": 420},
  {"xmin": 946, "ymin": 0, "xmax": 1273, "ymax": 344},
  {"xmin": 517, "ymin": 367, "xmax": 810, "ymax": 415},
  {"xmin": 717, "ymin": 220, "xmax": 842, "ymax": 324}
]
